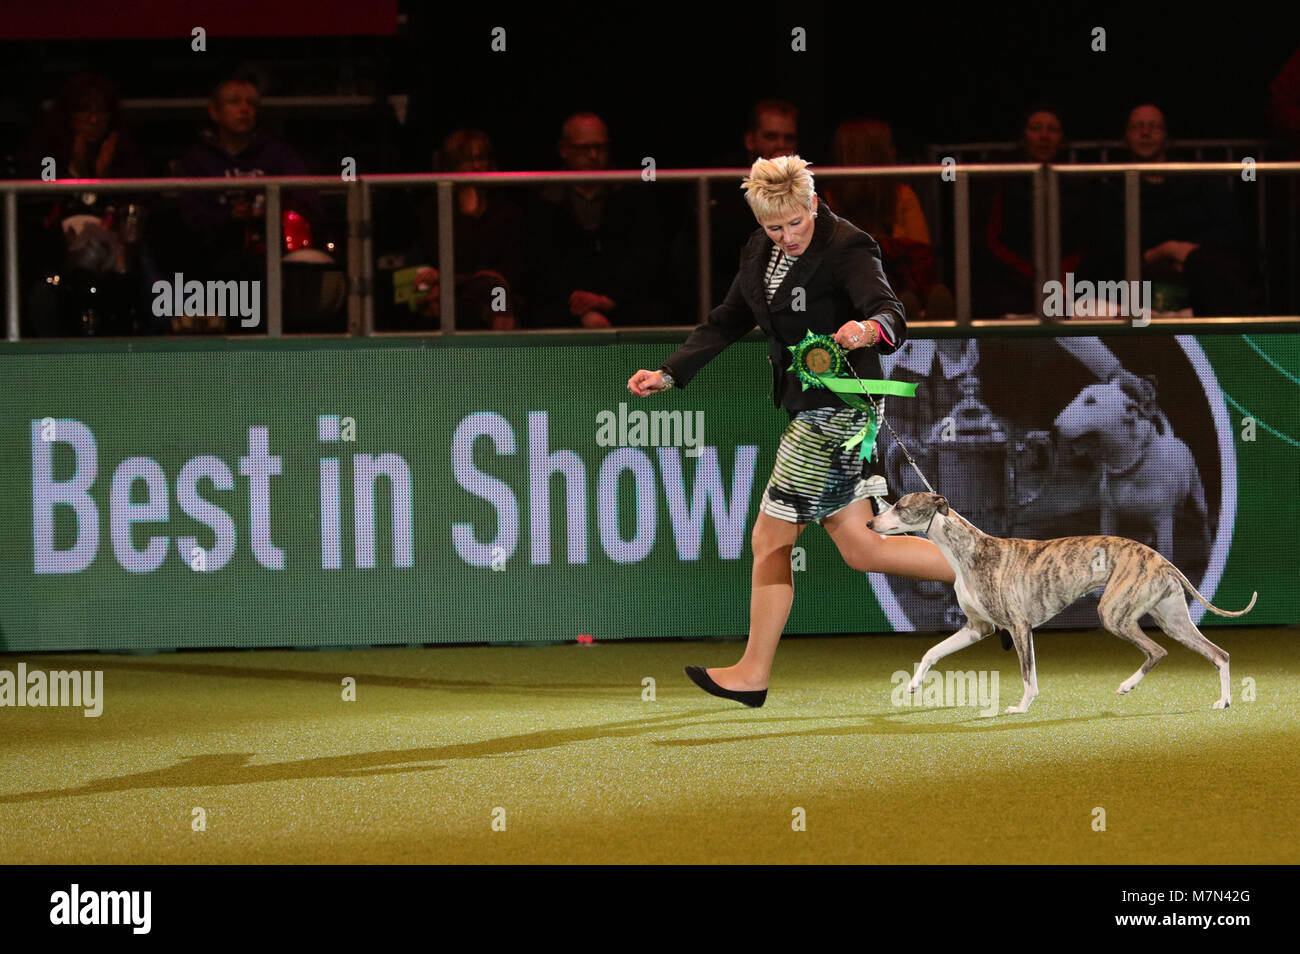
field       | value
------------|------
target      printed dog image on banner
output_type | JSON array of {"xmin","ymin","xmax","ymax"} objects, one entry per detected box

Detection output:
[
  {"xmin": 870, "ymin": 335, "xmax": 1226, "ymax": 632},
  {"xmin": 1054, "ymin": 381, "xmax": 1211, "ymax": 561}
]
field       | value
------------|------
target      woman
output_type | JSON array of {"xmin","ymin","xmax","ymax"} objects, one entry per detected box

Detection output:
[
  {"xmin": 822, "ymin": 119, "xmax": 953, "ymax": 320},
  {"xmin": 412, "ymin": 129, "xmax": 523, "ymax": 330},
  {"xmin": 824, "ymin": 119, "xmax": 930, "ymax": 244},
  {"xmin": 626, "ymin": 156, "xmax": 955, "ymax": 707},
  {"xmin": 19, "ymin": 72, "xmax": 150, "ymax": 336},
  {"xmin": 976, "ymin": 107, "xmax": 1108, "ymax": 317}
]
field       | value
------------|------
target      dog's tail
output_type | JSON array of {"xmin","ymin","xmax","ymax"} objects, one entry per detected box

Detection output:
[{"xmin": 1165, "ymin": 561, "xmax": 1257, "ymax": 617}]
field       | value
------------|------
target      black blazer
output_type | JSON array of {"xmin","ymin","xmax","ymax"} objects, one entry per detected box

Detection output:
[{"xmin": 660, "ymin": 203, "xmax": 907, "ymax": 415}]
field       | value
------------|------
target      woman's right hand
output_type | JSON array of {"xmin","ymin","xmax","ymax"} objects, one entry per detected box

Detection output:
[{"xmin": 627, "ymin": 369, "xmax": 668, "ymax": 396}]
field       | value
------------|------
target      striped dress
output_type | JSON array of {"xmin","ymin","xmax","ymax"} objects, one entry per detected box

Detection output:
[{"xmin": 759, "ymin": 245, "xmax": 876, "ymax": 525}]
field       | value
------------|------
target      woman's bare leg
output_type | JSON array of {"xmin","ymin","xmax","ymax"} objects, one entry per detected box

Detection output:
[
  {"xmin": 821, "ymin": 498, "xmax": 955, "ymax": 582},
  {"xmin": 706, "ymin": 512, "xmax": 806, "ymax": 692},
  {"xmin": 705, "ymin": 499, "xmax": 953, "ymax": 693}
]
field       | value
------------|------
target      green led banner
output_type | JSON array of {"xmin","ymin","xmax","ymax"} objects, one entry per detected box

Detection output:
[{"xmin": 1, "ymin": 332, "xmax": 1296, "ymax": 651}]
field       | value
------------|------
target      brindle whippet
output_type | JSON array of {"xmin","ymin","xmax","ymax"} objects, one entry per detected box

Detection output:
[{"xmin": 867, "ymin": 492, "xmax": 1256, "ymax": 713}]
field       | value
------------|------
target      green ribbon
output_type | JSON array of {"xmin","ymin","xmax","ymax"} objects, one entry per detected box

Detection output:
[{"xmin": 786, "ymin": 331, "xmax": 917, "ymax": 461}]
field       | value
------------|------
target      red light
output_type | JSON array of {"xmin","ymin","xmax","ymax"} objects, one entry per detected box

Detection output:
[{"xmin": 283, "ymin": 210, "xmax": 313, "ymax": 252}]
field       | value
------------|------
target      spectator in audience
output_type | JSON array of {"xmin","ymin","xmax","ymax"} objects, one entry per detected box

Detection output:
[
  {"xmin": 408, "ymin": 129, "xmax": 523, "ymax": 330},
  {"xmin": 18, "ymin": 72, "xmax": 150, "ymax": 336},
  {"xmin": 175, "ymin": 74, "xmax": 324, "ymax": 332},
  {"xmin": 742, "ymin": 99, "xmax": 799, "ymax": 163},
  {"xmin": 973, "ymin": 107, "xmax": 1107, "ymax": 318},
  {"xmin": 1121, "ymin": 103, "xmax": 1256, "ymax": 316},
  {"xmin": 716, "ymin": 100, "xmax": 799, "ymax": 289},
  {"xmin": 521, "ymin": 112, "xmax": 668, "ymax": 327},
  {"xmin": 823, "ymin": 119, "xmax": 953, "ymax": 319},
  {"xmin": 20, "ymin": 73, "xmax": 148, "ymax": 181},
  {"xmin": 668, "ymin": 98, "xmax": 801, "ymax": 316}
]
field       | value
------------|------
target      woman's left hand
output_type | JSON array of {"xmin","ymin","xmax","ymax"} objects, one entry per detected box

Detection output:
[{"xmin": 833, "ymin": 320, "xmax": 878, "ymax": 350}]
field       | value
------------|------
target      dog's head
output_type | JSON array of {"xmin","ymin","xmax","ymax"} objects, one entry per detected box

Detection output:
[
  {"xmin": 1054, "ymin": 382, "xmax": 1140, "ymax": 440},
  {"xmin": 866, "ymin": 492, "xmax": 949, "ymax": 535}
]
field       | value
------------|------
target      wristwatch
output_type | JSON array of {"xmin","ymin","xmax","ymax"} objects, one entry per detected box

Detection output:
[{"xmin": 657, "ymin": 368, "xmax": 675, "ymax": 389}]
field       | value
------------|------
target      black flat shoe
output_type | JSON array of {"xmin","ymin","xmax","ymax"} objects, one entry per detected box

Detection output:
[{"xmin": 684, "ymin": 666, "xmax": 767, "ymax": 708}]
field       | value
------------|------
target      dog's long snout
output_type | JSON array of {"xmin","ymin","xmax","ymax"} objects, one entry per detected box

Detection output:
[{"xmin": 867, "ymin": 507, "xmax": 904, "ymax": 534}]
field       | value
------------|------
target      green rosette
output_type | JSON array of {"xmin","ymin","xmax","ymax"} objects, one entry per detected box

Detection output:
[
  {"xmin": 785, "ymin": 329, "xmax": 918, "ymax": 462},
  {"xmin": 787, "ymin": 332, "xmax": 845, "ymax": 390}
]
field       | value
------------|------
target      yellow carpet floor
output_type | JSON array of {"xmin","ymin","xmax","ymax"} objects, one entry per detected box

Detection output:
[{"xmin": 2, "ymin": 627, "xmax": 1296, "ymax": 864}]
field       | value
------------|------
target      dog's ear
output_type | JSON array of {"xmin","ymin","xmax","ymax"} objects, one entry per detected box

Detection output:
[{"xmin": 934, "ymin": 495, "xmax": 949, "ymax": 515}]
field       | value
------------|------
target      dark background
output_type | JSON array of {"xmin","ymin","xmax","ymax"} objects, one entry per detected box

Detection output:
[
  {"xmin": 1, "ymin": 1, "xmax": 1294, "ymax": 323},
  {"xmin": 2, "ymin": 2, "xmax": 1295, "ymax": 173}
]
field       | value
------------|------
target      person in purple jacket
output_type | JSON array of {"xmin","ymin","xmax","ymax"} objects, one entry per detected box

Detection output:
[{"xmin": 177, "ymin": 75, "xmax": 323, "ymax": 329}]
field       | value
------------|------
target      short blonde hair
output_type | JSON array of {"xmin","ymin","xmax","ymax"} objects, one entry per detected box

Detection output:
[{"xmin": 741, "ymin": 155, "xmax": 815, "ymax": 221}]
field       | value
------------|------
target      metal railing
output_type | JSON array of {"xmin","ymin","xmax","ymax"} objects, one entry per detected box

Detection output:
[
  {"xmin": 929, "ymin": 138, "xmax": 1267, "ymax": 164},
  {"xmin": 925, "ymin": 139, "xmax": 1281, "ymax": 307},
  {"xmin": 5, "ymin": 160, "xmax": 1300, "ymax": 341}
]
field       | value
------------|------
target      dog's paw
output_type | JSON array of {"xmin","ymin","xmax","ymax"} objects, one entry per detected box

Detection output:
[
  {"xmin": 1213, "ymin": 699, "xmax": 1230, "ymax": 710},
  {"xmin": 907, "ymin": 678, "xmax": 922, "ymax": 694},
  {"xmin": 1004, "ymin": 705, "xmax": 1026, "ymax": 714}
]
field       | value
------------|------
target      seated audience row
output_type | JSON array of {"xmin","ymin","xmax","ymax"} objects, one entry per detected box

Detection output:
[{"xmin": 7, "ymin": 73, "xmax": 1271, "ymax": 336}]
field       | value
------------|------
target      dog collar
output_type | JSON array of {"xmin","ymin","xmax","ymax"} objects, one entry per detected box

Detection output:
[{"xmin": 1102, "ymin": 423, "xmax": 1156, "ymax": 477}]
